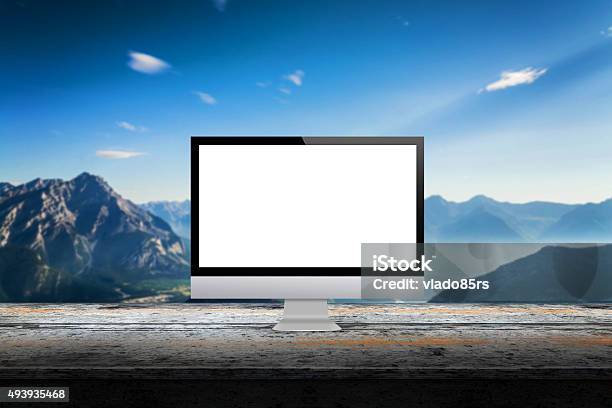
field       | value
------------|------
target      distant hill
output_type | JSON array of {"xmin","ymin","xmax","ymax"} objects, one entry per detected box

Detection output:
[
  {"xmin": 542, "ymin": 199, "xmax": 612, "ymax": 242},
  {"xmin": 431, "ymin": 244, "xmax": 612, "ymax": 302},
  {"xmin": 436, "ymin": 207, "xmax": 523, "ymax": 242},
  {"xmin": 424, "ymin": 195, "xmax": 606, "ymax": 242},
  {"xmin": 0, "ymin": 173, "xmax": 190, "ymax": 301},
  {"xmin": 141, "ymin": 200, "xmax": 191, "ymax": 239}
]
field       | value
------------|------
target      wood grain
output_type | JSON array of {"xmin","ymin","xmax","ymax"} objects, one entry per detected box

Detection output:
[{"xmin": 0, "ymin": 304, "xmax": 610, "ymax": 380}]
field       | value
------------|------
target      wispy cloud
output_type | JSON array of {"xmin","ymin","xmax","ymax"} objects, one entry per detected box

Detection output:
[
  {"xmin": 96, "ymin": 150, "xmax": 146, "ymax": 159},
  {"xmin": 212, "ymin": 0, "xmax": 227, "ymax": 11},
  {"xmin": 127, "ymin": 51, "xmax": 171, "ymax": 74},
  {"xmin": 278, "ymin": 87, "xmax": 291, "ymax": 95},
  {"xmin": 601, "ymin": 26, "xmax": 612, "ymax": 37},
  {"xmin": 480, "ymin": 67, "xmax": 548, "ymax": 93},
  {"xmin": 194, "ymin": 91, "xmax": 217, "ymax": 105},
  {"xmin": 116, "ymin": 121, "xmax": 147, "ymax": 132},
  {"xmin": 395, "ymin": 16, "xmax": 410, "ymax": 27},
  {"xmin": 256, "ymin": 81, "xmax": 270, "ymax": 88},
  {"xmin": 284, "ymin": 70, "xmax": 305, "ymax": 86}
]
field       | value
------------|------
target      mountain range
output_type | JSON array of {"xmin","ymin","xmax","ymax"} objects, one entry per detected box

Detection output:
[
  {"xmin": 431, "ymin": 244, "xmax": 612, "ymax": 302},
  {"xmin": 0, "ymin": 173, "xmax": 189, "ymax": 301},
  {"xmin": 143, "ymin": 194, "xmax": 612, "ymax": 244},
  {"xmin": 426, "ymin": 195, "xmax": 612, "ymax": 242},
  {"xmin": 2, "ymin": 174, "xmax": 611, "ymax": 302}
]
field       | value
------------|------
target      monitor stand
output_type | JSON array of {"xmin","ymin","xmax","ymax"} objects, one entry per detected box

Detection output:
[{"xmin": 273, "ymin": 299, "xmax": 341, "ymax": 331}]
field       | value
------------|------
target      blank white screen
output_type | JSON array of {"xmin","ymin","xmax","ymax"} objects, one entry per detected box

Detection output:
[{"xmin": 198, "ymin": 144, "xmax": 417, "ymax": 268}]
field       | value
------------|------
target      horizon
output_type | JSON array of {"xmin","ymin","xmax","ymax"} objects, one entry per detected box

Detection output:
[
  {"xmin": 2, "ymin": 171, "xmax": 610, "ymax": 207},
  {"xmin": 2, "ymin": 0, "xmax": 612, "ymax": 203}
]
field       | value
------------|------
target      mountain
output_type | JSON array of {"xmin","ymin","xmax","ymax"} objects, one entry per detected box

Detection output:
[
  {"xmin": 0, "ymin": 182, "xmax": 13, "ymax": 195},
  {"xmin": 426, "ymin": 195, "xmax": 580, "ymax": 242},
  {"xmin": 431, "ymin": 244, "xmax": 612, "ymax": 302},
  {"xmin": 141, "ymin": 200, "xmax": 191, "ymax": 239},
  {"xmin": 0, "ymin": 246, "xmax": 120, "ymax": 302},
  {"xmin": 542, "ymin": 199, "xmax": 612, "ymax": 242},
  {"xmin": 436, "ymin": 207, "xmax": 523, "ymax": 242},
  {"xmin": 0, "ymin": 172, "xmax": 188, "ymax": 274},
  {"xmin": 0, "ymin": 173, "xmax": 190, "ymax": 301}
]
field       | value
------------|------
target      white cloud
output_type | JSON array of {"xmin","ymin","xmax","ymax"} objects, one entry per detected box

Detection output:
[
  {"xmin": 96, "ymin": 150, "xmax": 145, "ymax": 159},
  {"xmin": 256, "ymin": 81, "xmax": 270, "ymax": 88},
  {"xmin": 194, "ymin": 91, "xmax": 217, "ymax": 105},
  {"xmin": 601, "ymin": 26, "xmax": 612, "ymax": 37},
  {"xmin": 284, "ymin": 70, "xmax": 305, "ymax": 86},
  {"xmin": 278, "ymin": 87, "xmax": 291, "ymax": 95},
  {"xmin": 127, "ymin": 51, "xmax": 171, "ymax": 74},
  {"xmin": 212, "ymin": 0, "xmax": 227, "ymax": 11},
  {"xmin": 481, "ymin": 67, "xmax": 548, "ymax": 93},
  {"xmin": 116, "ymin": 121, "xmax": 147, "ymax": 132}
]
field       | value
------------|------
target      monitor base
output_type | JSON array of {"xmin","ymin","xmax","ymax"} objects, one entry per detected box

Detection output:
[{"xmin": 273, "ymin": 299, "xmax": 341, "ymax": 331}]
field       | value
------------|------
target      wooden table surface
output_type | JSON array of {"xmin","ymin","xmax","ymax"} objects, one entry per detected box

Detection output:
[{"xmin": 1, "ymin": 303, "xmax": 611, "ymax": 380}]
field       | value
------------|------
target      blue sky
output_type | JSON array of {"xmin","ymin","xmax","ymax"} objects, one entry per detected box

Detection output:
[{"xmin": 1, "ymin": 0, "xmax": 612, "ymax": 203}]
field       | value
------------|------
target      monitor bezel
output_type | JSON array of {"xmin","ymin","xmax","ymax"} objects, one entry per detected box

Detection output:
[{"xmin": 190, "ymin": 136, "xmax": 424, "ymax": 277}]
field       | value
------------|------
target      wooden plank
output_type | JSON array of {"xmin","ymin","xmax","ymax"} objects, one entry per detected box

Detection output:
[{"xmin": 0, "ymin": 304, "xmax": 610, "ymax": 380}]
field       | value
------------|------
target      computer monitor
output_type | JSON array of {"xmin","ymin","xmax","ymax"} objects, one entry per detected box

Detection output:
[{"xmin": 191, "ymin": 136, "xmax": 424, "ymax": 331}]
